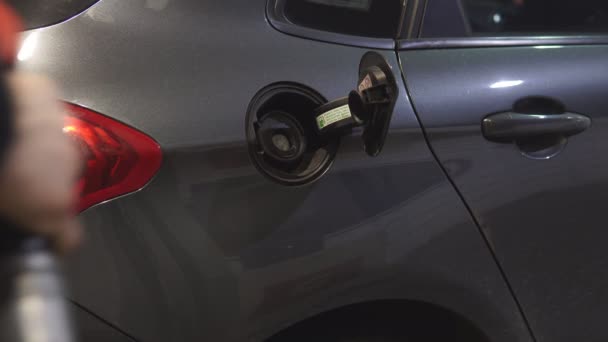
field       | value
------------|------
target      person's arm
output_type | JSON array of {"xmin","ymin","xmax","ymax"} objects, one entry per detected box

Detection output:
[
  {"xmin": 0, "ymin": 2, "xmax": 82, "ymax": 253},
  {"xmin": 0, "ymin": 74, "xmax": 12, "ymax": 165},
  {"xmin": 0, "ymin": 0, "xmax": 21, "ymax": 163},
  {"xmin": 0, "ymin": 72, "xmax": 83, "ymax": 253}
]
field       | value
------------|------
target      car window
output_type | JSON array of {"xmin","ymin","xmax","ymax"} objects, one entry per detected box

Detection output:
[
  {"xmin": 461, "ymin": 0, "xmax": 608, "ymax": 35},
  {"xmin": 7, "ymin": 0, "xmax": 100, "ymax": 30},
  {"xmin": 281, "ymin": 0, "xmax": 403, "ymax": 38}
]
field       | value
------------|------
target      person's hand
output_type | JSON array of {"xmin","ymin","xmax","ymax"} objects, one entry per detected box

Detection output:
[{"xmin": 0, "ymin": 72, "xmax": 82, "ymax": 254}]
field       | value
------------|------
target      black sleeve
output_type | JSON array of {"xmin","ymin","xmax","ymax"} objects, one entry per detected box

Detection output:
[{"xmin": 0, "ymin": 76, "xmax": 13, "ymax": 166}]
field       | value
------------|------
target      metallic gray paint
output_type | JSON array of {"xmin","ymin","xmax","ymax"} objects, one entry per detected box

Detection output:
[
  {"xmin": 17, "ymin": 0, "xmax": 531, "ymax": 340},
  {"xmin": 400, "ymin": 45, "xmax": 608, "ymax": 341}
]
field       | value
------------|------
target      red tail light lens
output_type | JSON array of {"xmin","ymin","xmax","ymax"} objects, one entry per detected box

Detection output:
[{"xmin": 63, "ymin": 104, "xmax": 162, "ymax": 212}]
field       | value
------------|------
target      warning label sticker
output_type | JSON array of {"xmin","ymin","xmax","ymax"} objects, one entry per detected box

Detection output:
[{"xmin": 316, "ymin": 104, "xmax": 352, "ymax": 130}]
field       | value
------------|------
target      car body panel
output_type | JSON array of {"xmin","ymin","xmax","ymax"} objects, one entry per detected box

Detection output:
[
  {"xmin": 71, "ymin": 303, "xmax": 135, "ymax": 341},
  {"xmin": 400, "ymin": 45, "xmax": 608, "ymax": 341},
  {"xmin": 18, "ymin": 0, "xmax": 531, "ymax": 340}
]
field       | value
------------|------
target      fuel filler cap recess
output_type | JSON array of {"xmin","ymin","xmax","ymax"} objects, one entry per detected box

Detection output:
[
  {"xmin": 246, "ymin": 52, "xmax": 398, "ymax": 186},
  {"xmin": 256, "ymin": 111, "xmax": 307, "ymax": 163}
]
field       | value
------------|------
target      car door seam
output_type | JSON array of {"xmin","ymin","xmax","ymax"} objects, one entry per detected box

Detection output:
[{"xmin": 69, "ymin": 300, "xmax": 140, "ymax": 342}]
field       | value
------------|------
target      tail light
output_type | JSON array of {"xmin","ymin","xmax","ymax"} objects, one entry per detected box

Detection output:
[{"xmin": 63, "ymin": 103, "xmax": 163, "ymax": 212}]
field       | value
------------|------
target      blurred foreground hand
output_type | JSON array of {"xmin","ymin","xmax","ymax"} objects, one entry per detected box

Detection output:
[{"xmin": 0, "ymin": 72, "xmax": 82, "ymax": 254}]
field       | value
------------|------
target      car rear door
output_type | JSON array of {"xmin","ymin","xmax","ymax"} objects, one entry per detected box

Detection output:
[{"xmin": 399, "ymin": 0, "xmax": 608, "ymax": 341}]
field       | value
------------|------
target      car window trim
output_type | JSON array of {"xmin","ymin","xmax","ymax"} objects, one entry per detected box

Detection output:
[
  {"xmin": 398, "ymin": 36, "xmax": 608, "ymax": 50},
  {"xmin": 398, "ymin": 0, "xmax": 427, "ymax": 39},
  {"xmin": 266, "ymin": 0, "xmax": 397, "ymax": 49}
]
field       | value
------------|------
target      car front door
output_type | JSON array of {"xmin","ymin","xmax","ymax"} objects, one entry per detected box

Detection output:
[{"xmin": 400, "ymin": 0, "xmax": 608, "ymax": 341}]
